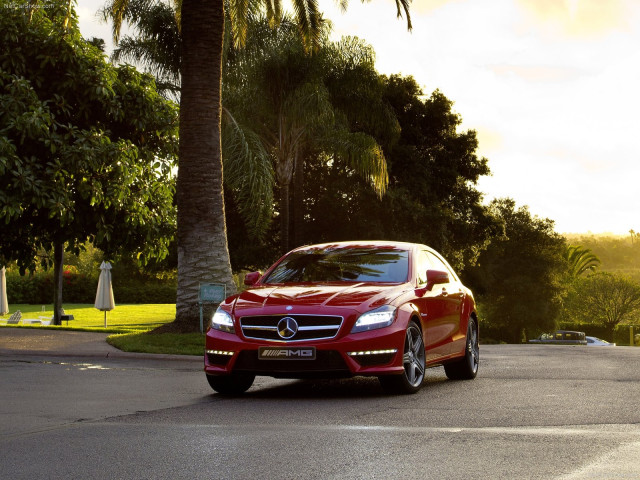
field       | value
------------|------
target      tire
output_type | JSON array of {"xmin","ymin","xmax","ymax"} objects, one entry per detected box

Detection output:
[
  {"xmin": 206, "ymin": 373, "xmax": 255, "ymax": 395},
  {"xmin": 444, "ymin": 318, "xmax": 479, "ymax": 380},
  {"xmin": 379, "ymin": 320, "xmax": 426, "ymax": 394}
]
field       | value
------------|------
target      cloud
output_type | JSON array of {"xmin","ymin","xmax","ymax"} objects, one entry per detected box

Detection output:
[
  {"xmin": 475, "ymin": 127, "xmax": 504, "ymax": 156},
  {"xmin": 410, "ymin": 0, "xmax": 459, "ymax": 15},
  {"xmin": 517, "ymin": 0, "xmax": 632, "ymax": 37},
  {"xmin": 488, "ymin": 64, "xmax": 586, "ymax": 82}
]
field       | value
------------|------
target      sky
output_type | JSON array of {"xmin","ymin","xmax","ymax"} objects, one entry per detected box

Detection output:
[{"xmin": 77, "ymin": 0, "xmax": 640, "ymax": 235}]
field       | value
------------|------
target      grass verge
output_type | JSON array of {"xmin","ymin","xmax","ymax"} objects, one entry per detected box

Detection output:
[
  {"xmin": 0, "ymin": 324, "xmax": 143, "ymax": 334},
  {"xmin": 107, "ymin": 332, "xmax": 205, "ymax": 356},
  {"xmin": 1, "ymin": 303, "xmax": 175, "ymax": 330},
  {"xmin": 1, "ymin": 303, "xmax": 205, "ymax": 356}
]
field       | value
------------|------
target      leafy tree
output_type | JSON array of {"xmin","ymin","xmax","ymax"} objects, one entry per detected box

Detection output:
[
  {"xmin": 106, "ymin": 0, "xmax": 412, "ymax": 330},
  {"xmin": 564, "ymin": 245, "xmax": 600, "ymax": 277},
  {"xmin": 382, "ymin": 77, "xmax": 500, "ymax": 268},
  {"xmin": 465, "ymin": 199, "xmax": 567, "ymax": 343},
  {"xmin": 563, "ymin": 273, "xmax": 640, "ymax": 341},
  {"xmin": 300, "ymin": 76, "xmax": 500, "ymax": 272},
  {"xmin": 0, "ymin": 2, "xmax": 177, "ymax": 323}
]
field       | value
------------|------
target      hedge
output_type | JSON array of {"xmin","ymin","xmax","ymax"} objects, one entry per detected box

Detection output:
[
  {"xmin": 477, "ymin": 314, "xmax": 638, "ymax": 345},
  {"xmin": 6, "ymin": 271, "xmax": 176, "ymax": 304},
  {"xmin": 557, "ymin": 321, "xmax": 638, "ymax": 346}
]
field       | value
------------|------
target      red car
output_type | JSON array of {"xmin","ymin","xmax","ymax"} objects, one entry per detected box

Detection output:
[{"xmin": 204, "ymin": 241, "xmax": 479, "ymax": 394}]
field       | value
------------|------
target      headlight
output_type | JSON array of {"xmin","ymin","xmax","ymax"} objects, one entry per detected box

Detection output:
[
  {"xmin": 351, "ymin": 305, "xmax": 397, "ymax": 333},
  {"xmin": 211, "ymin": 307, "xmax": 235, "ymax": 334}
]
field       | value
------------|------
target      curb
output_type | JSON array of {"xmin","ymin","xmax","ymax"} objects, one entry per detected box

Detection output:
[{"xmin": 0, "ymin": 348, "xmax": 202, "ymax": 362}]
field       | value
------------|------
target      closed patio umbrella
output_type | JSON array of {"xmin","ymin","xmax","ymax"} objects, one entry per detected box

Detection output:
[
  {"xmin": 95, "ymin": 261, "xmax": 115, "ymax": 327},
  {"xmin": 0, "ymin": 266, "xmax": 8, "ymax": 316}
]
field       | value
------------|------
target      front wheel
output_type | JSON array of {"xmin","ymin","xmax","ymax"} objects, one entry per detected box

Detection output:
[
  {"xmin": 379, "ymin": 320, "xmax": 426, "ymax": 394},
  {"xmin": 444, "ymin": 319, "xmax": 479, "ymax": 380},
  {"xmin": 206, "ymin": 373, "xmax": 255, "ymax": 395}
]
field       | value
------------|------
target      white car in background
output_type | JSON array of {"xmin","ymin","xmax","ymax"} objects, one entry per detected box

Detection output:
[{"xmin": 586, "ymin": 336, "xmax": 615, "ymax": 346}]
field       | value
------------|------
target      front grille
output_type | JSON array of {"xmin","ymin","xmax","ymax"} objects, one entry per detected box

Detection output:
[
  {"xmin": 233, "ymin": 350, "xmax": 350, "ymax": 378},
  {"xmin": 239, "ymin": 315, "xmax": 343, "ymax": 342}
]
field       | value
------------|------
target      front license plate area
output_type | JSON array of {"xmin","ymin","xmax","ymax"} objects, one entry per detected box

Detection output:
[{"xmin": 258, "ymin": 347, "xmax": 316, "ymax": 360}]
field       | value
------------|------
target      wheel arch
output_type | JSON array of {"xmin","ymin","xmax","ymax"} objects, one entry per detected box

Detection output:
[
  {"xmin": 403, "ymin": 302, "xmax": 424, "ymax": 332},
  {"xmin": 469, "ymin": 310, "xmax": 479, "ymax": 336}
]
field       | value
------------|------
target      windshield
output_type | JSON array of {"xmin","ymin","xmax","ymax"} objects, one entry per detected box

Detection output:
[{"xmin": 262, "ymin": 246, "xmax": 409, "ymax": 284}]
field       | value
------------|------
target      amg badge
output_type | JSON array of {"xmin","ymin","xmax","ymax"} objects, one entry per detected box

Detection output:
[{"xmin": 258, "ymin": 347, "xmax": 316, "ymax": 360}]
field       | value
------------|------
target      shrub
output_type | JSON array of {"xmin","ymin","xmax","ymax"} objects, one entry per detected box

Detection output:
[
  {"xmin": 113, "ymin": 282, "xmax": 176, "ymax": 303},
  {"xmin": 557, "ymin": 321, "xmax": 636, "ymax": 345},
  {"xmin": 6, "ymin": 270, "xmax": 176, "ymax": 304}
]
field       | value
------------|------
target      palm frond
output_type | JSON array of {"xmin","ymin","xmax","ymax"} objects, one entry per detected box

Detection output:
[
  {"xmin": 326, "ymin": 129, "xmax": 388, "ymax": 198},
  {"xmin": 290, "ymin": 0, "xmax": 321, "ymax": 52},
  {"xmin": 172, "ymin": 0, "xmax": 182, "ymax": 33},
  {"xmin": 222, "ymin": 108, "xmax": 275, "ymax": 239},
  {"xmin": 102, "ymin": 0, "xmax": 181, "ymax": 98},
  {"xmin": 565, "ymin": 244, "xmax": 601, "ymax": 277},
  {"xmin": 283, "ymin": 81, "xmax": 334, "ymax": 128},
  {"xmin": 393, "ymin": 0, "xmax": 412, "ymax": 30},
  {"xmin": 111, "ymin": 36, "xmax": 180, "ymax": 94},
  {"xmin": 110, "ymin": 0, "xmax": 129, "ymax": 40},
  {"xmin": 228, "ymin": 0, "xmax": 250, "ymax": 47}
]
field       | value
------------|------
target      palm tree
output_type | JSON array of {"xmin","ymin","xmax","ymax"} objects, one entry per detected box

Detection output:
[
  {"xmin": 107, "ymin": 0, "xmax": 412, "ymax": 329},
  {"xmin": 104, "ymin": 4, "xmax": 394, "ymax": 253},
  {"xmin": 565, "ymin": 245, "xmax": 601, "ymax": 277},
  {"xmin": 224, "ymin": 20, "xmax": 391, "ymax": 252},
  {"xmin": 630, "ymin": 229, "xmax": 636, "ymax": 245},
  {"xmin": 103, "ymin": 0, "xmax": 274, "ymax": 240}
]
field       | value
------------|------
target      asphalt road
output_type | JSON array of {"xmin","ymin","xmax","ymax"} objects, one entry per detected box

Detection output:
[{"xmin": 1, "ymin": 330, "xmax": 640, "ymax": 479}]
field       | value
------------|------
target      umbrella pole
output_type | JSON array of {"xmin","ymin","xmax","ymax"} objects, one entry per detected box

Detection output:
[{"xmin": 104, "ymin": 310, "xmax": 107, "ymax": 328}]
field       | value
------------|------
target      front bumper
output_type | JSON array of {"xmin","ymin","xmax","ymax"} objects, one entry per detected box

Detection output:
[{"xmin": 204, "ymin": 321, "xmax": 407, "ymax": 379}]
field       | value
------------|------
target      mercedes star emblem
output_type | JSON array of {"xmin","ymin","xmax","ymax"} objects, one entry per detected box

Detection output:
[{"xmin": 277, "ymin": 316, "xmax": 298, "ymax": 339}]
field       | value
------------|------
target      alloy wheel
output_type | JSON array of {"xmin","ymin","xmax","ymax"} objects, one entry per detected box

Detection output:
[{"xmin": 403, "ymin": 323, "xmax": 426, "ymax": 387}]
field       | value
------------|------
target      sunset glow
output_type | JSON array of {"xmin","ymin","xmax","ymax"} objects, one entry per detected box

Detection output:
[{"xmin": 78, "ymin": 0, "xmax": 640, "ymax": 234}]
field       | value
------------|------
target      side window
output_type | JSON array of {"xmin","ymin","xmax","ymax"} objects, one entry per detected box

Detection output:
[
  {"xmin": 416, "ymin": 251, "xmax": 431, "ymax": 285},
  {"xmin": 426, "ymin": 252, "xmax": 458, "ymax": 282}
]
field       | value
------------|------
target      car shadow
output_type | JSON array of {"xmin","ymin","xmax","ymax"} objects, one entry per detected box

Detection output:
[{"xmin": 208, "ymin": 368, "xmax": 450, "ymax": 400}]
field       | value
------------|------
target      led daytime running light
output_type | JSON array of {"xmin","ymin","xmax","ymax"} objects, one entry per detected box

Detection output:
[
  {"xmin": 206, "ymin": 349, "xmax": 234, "ymax": 356},
  {"xmin": 348, "ymin": 349, "xmax": 398, "ymax": 356}
]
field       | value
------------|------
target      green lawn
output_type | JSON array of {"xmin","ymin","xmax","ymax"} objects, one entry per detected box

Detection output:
[
  {"xmin": 0, "ymin": 303, "xmax": 206, "ymax": 355},
  {"xmin": 1, "ymin": 303, "xmax": 175, "ymax": 331},
  {"xmin": 0, "ymin": 304, "xmax": 204, "ymax": 355}
]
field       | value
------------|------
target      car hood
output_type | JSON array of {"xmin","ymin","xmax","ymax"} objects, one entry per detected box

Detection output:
[{"xmin": 233, "ymin": 283, "xmax": 408, "ymax": 314}]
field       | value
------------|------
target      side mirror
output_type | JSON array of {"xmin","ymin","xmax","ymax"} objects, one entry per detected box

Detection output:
[
  {"xmin": 244, "ymin": 271, "xmax": 262, "ymax": 286},
  {"xmin": 426, "ymin": 269, "xmax": 449, "ymax": 291}
]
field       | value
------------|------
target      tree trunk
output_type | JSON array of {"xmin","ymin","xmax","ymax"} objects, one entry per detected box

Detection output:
[
  {"xmin": 175, "ymin": 0, "xmax": 235, "ymax": 330},
  {"xmin": 605, "ymin": 324, "xmax": 616, "ymax": 343},
  {"xmin": 279, "ymin": 183, "xmax": 290, "ymax": 254},
  {"xmin": 292, "ymin": 149, "xmax": 304, "ymax": 248},
  {"xmin": 52, "ymin": 242, "xmax": 63, "ymax": 326}
]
